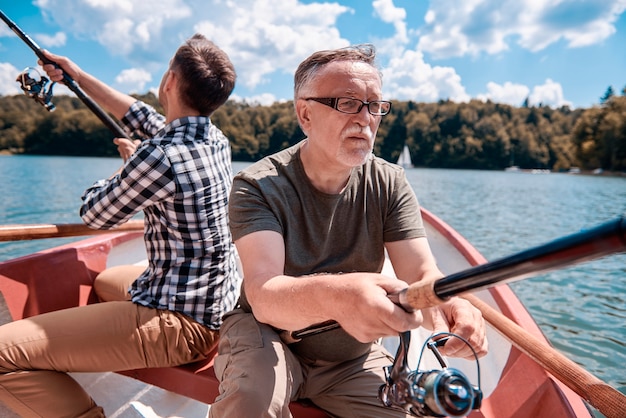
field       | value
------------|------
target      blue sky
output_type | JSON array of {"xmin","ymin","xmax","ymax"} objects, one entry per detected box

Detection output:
[{"xmin": 1, "ymin": 0, "xmax": 625, "ymax": 109}]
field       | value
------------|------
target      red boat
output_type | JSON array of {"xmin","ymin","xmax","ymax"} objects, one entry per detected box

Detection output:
[{"xmin": 0, "ymin": 209, "xmax": 606, "ymax": 417}]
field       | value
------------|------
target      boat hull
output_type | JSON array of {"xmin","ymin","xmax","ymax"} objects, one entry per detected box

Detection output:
[{"xmin": 0, "ymin": 210, "xmax": 592, "ymax": 417}]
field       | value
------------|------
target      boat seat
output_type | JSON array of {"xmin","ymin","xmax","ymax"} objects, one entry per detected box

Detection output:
[{"xmin": 117, "ymin": 348, "xmax": 329, "ymax": 417}]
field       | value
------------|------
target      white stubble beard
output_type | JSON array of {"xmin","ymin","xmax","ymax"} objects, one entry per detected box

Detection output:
[{"xmin": 339, "ymin": 124, "xmax": 376, "ymax": 167}]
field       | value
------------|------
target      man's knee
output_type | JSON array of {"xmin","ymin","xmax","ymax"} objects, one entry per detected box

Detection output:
[{"xmin": 94, "ymin": 265, "xmax": 144, "ymax": 302}]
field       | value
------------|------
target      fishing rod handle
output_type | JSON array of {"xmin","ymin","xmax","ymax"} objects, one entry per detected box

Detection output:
[{"xmin": 388, "ymin": 280, "xmax": 444, "ymax": 311}]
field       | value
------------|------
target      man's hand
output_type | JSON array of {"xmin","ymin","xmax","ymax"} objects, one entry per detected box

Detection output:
[
  {"xmin": 329, "ymin": 273, "xmax": 425, "ymax": 343},
  {"xmin": 423, "ymin": 297, "xmax": 488, "ymax": 360},
  {"xmin": 38, "ymin": 50, "xmax": 82, "ymax": 84},
  {"xmin": 114, "ymin": 138, "xmax": 140, "ymax": 162}
]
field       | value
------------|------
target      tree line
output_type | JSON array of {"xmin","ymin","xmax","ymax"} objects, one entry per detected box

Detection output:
[{"xmin": 1, "ymin": 89, "xmax": 625, "ymax": 172}]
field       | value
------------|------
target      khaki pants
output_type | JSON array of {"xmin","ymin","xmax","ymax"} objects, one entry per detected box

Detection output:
[
  {"xmin": 209, "ymin": 309, "xmax": 411, "ymax": 418},
  {"xmin": 0, "ymin": 266, "xmax": 218, "ymax": 418}
]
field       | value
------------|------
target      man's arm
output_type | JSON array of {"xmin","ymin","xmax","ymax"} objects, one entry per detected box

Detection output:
[
  {"xmin": 236, "ymin": 230, "xmax": 425, "ymax": 343},
  {"xmin": 385, "ymin": 236, "xmax": 443, "ymax": 285},
  {"xmin": 40, "ymin": 50, "xmax": 135, "ymax": 120},
  {"xmin": 386, "ymin": 237, "xmax": 489, "ymax": 359}
]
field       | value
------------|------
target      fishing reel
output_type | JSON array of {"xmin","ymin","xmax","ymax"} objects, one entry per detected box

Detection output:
[
  {"xmin": 16, "ymin": 67, "xmax": 56, "ymax": 112},
  {"xmin": 379, "ymin": 331, "xmax": 483, "ymax": 417}
]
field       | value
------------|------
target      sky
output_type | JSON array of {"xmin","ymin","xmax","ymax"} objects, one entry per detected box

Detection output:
[{"xmin": 1, "ymin": 0, "xmax": 625, "ymax": 109}]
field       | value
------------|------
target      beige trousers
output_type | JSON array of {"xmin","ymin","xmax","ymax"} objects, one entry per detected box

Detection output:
[
  {"xmin": 0, "ymin": 265, "xmax": 218, "ymax": 418},
  {"xmin": 209, "ymin": 309, "xmax": 411, "ymax": 418}
]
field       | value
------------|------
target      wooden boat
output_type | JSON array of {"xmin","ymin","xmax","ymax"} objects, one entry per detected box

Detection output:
[{"xmin": 0, "ymin": 209, "xmax": 599, "ymax": 417}]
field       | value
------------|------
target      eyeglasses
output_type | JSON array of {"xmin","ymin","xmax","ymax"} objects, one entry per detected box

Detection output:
[{"xmin": 304, "ymin": 97, "xmax": 391, "ymax": 116}]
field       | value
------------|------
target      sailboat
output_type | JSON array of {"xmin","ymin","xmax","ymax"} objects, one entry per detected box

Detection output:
[{"xmin": 397, "ymin": 144, "xmax": 413, "ymax": 168}]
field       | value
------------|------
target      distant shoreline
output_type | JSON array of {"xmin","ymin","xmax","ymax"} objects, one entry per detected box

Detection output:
[
  {"xmin": 504, "ymin": 165, "xmax": 626, "ymax": 177},
  {"xmin": 3, "ymin": 151, "xmax": 625, "ymax": 177}
]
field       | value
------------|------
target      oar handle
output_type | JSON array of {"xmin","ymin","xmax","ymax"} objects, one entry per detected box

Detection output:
[
  {"xmin": 396, "ymin": 216, "xmax": 626, "ymax": 311},
  {"xmin": 0, "ymin": 10, "xmax": 128, "ymax": 139}
]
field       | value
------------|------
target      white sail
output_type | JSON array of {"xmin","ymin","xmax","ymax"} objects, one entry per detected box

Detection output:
[{"xmin": 397, "ymin": 144, "xmax": 413, "ymax": 168}]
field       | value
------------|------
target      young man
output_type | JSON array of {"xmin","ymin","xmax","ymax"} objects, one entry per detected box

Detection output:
[
  {"xmin": 209, "ymin": 44, "xmax": 488, "ymax": 417},
  {"xmin": 0, "ymin": 34, "xmax": 241, "ymax": 417}
]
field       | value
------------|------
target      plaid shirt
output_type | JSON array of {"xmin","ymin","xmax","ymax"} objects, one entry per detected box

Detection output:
[{"xmin": 80, "ymin": 101, "xmax": 241, "ymax": 329}]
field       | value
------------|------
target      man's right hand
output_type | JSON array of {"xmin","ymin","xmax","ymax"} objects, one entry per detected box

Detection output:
[
  {"xmin": 38, "ymin": 50, "xmax": 82, "ymax": 84},
  {"xmin": 114, "ymin": 138, "xmax": 140, "ymax": 161}
]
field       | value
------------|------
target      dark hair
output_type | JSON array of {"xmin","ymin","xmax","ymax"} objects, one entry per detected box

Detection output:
[
  {"xmin": 294, "ymin": 44, "xmax": 380, "ymax": 99},
  {"xmin": 170, "ymin": 34, "xmax": 236, "ymax": 115}
]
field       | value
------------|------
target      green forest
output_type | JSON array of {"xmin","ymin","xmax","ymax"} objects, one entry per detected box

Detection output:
[{"xmin": 1, "ymin": 88, "xmax": 626, "ymax": 172}]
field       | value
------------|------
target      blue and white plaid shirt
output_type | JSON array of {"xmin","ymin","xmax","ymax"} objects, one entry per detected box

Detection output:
[{"xmin": 80, "ymin": 101, "xmax": 241, "ymax": 329}]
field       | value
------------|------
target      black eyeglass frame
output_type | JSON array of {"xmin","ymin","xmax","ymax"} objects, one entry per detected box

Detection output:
[{"xmin": 304, "ymin": 97, "xmax": 392, "ymax": 116}]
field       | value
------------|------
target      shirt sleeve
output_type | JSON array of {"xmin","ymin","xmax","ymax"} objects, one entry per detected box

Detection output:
[
  {"xmin": 121, "ymin": 101, "xmax": 166, "ymax": 139},
  {"xmin": 228, "ymin": 172, "xmax": 283, "ymax": 241},
  {"xmin": 80, "ymin": 144, "xmax": 176, "ymax": 229},
  {"xmin": 383, "ymin": 169, "xmax": 426, "ymax": 242}
]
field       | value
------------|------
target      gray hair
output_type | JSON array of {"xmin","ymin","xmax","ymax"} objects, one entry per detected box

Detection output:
[{"xmin": 293, "ymin": 44, "xmax": 381, "ymax": 99}]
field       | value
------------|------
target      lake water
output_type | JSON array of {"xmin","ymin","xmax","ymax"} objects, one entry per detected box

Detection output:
[{"xmin": 1, "ymin": 155, "xmax": 625, "ymax": 415}]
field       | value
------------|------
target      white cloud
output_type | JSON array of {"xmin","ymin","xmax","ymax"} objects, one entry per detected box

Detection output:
[
  {"xmin": 114, "ymin": 68, "xmax": 153, "ymax": 94},
  {"xmin": 25, "ymin": 0, "xmax": 614, "ymax": 107},
  {"xmin": 382, "ymin": 49, "xmax": 470, "ymax": 102},
  {"xmin": 373, "ymin": 0, "xmax": 408, "ymax": 44},
  {"xmin": 35, "ymin": 0, "xmax": 352, "ymax": 93},
  {"xmin": 231, "ymin": 92, "xmax": 279, "ymax": 106},
  {"xmin": 0, "ymin": 24, "xmax": 14, "ymax": 37},
  {"xmin": 0, "ymin": 62, "xmax": 22, "ymax": 96},
  {"xmin": 417, "ymin": 0, "xmax": 626, "ymax": 58},
  {"xmin": 34, "ymin": 32, "xmax": 67, "ymax": 48},
  {"xmin": 476, "ymin": 79, "xmax": 572, "ymax": 108},
  {"xmin": 193, "ymin": 0, "xmax": 351, "ymax": 90},
  {"xmin": 36, "ymin": 0, "xmax": 193, "ymax": 64},
  {"xmin": 476, "ymin": 81, "xmax": 530, "ymax": 106},
  {"xmin": 529, "ymin": 78, "xmax": 572, "ymax": 108}
]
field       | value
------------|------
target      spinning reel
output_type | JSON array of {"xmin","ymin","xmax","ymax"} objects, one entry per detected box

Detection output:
[
  {"xmin": 379, "ymin": 331, "xmax": 483, "ymax": 417},
  {"xmin": 16, "ymin": 67, "xmax": 56, "ymax": 112}
]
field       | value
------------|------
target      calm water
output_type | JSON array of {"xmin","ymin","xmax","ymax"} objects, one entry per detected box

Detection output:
[{"xmin": 1, "ymin": 155, "xmax": 625, "ymax": 413}]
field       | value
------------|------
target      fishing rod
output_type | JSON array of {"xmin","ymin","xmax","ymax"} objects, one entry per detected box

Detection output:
[
  {"xmin": 0, "ymin": 9, "xmax": 128, "ymax": 138},
  {"xmin": 394, "ymin": 214, "xmax": 625, "ymax": 310},
  {"xmin": 288, "ymin": 215, "xmax": 626, "ymax": 341}
]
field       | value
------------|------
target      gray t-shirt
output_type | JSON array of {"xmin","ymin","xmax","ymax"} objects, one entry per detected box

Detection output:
[{"xmin": 229, "ymin": 140, "xmax": 426, "ymax": 362}]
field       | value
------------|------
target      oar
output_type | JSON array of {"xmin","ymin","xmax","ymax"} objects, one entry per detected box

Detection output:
[
  {"xmin": 462, "ymin": 293, "xmax": 626, "ymax": 418},
  {"xmin": 287, "ymin": 216, "xmax": 626, "ymax": 417},
  {"xmin": 0, "ymin": 220, "xmax": 144, "ymax": 242},
  {"xmin": 0, "ymin": 10, "xmax": 128, "ymax": 139}
]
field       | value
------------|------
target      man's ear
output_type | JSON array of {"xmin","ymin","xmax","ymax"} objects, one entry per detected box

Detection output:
[
  {"xmin": 295, "ymin": 99, "xmax": 311, "ymax": 132},
  {"xmin": 163, "ymin": 70, "xmax": 176, "ymax": 92}
]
